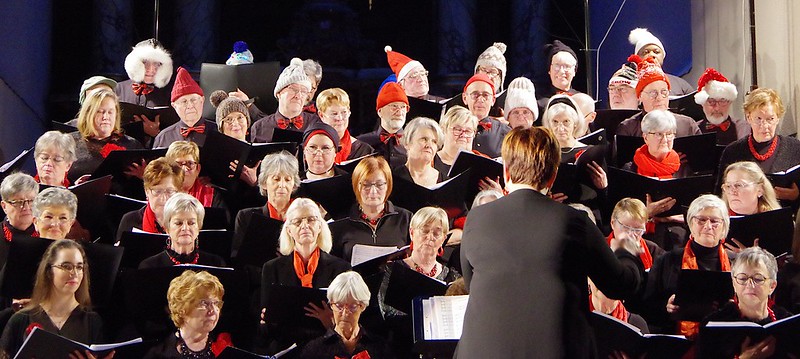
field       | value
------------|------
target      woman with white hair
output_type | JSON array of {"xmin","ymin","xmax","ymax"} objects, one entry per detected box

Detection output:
[
  {"xmin": 260, "ymin": 198, "xmax": 350, "ymax": 351},
  {"xmin": 645, "ymin": 194, "xmax": 732, "ymax": 338},
  {"xmin": 626, "ymin": 109, "xmax": 691, "ymax": 179},
  {"xmin": 33, "ymin": 131, "xmax": 76, "ymax": 187},
  {"xmin": 138, "ymin": 193, "xmax": 226, "ymax": 268},
  {"xmin": 395, "ymin": 117, "xmax": 446, "ymax": 188},
  {"xmin": 300, "ymin": 271, "xmax": 392, "ymax": 358},
  {"xmin": 32, "ymin": 187, "xmax": 78, "ymax": 240}
]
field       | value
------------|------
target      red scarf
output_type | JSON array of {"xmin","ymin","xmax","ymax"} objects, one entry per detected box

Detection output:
[
  {"xmin": 99, "ymin": 142, "xmax": 127, "ymax": 158},
  {"xmin": 141, "ymin": 203, "xmax": 164, "ymax": 234},
  {"xmin": 336, "ymin": 351, "xmax": 371, "ymax": 359},
  {"xmin": 606, "ymin": 233, "xmax": 653, "ymax": 270},
  {"xmin": 3, "ymin": 221, "xmax": 38, "ymax": 242},
  {"xmin": 633, "ymin": 145, "xmax": 681, "ymax": 179},
  {"xmin": 34, "ymin": 174, "xmax": 70, "ymax": 187},
  {"xmin": 678, "ymin": 237, "xmax": 731, "ymax": 338},
  {"xmin": 267, "ymin": 200, "xmax": 291, "ymax": 221},
  {"xmin": 188, "ymin": 180, "xmax": 215, "ymax": 207},
  {"xmin": 335, "ymin": 130, "xmax": 353, "ymax": 164},
  {"xmin": 293, "ymin": 247, "xmax": 321, "ymax": 288},
  {"xmin": 589, "ymin": 295, "xmax": 630, "ymax": 322}
]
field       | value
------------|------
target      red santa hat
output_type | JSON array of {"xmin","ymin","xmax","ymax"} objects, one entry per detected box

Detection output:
[
  {"xmin": 171, "ymin": 67, "xmax": 204, "ymax": 102},
  {"xmin": 629, "ymin": 54, "xmax": 670, "ymax": 98},
  {"xmin": 384, "ymin": 46, "xmax": 424, "ymax": 82},
  {"xmin": 694, "ymin": 68, "xmax": 738, "ymax": 105},
  {"xmin": 376, "ymin": 82, "xmax": 409, "ymax": 111}
]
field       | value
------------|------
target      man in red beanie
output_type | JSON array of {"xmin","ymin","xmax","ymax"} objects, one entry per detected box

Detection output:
[
  {"xmin": 616, "ymin": 56, "xmax": 700, "ymax": 137},
  {"xmin": 153, "ymin": 67, "xmax": 214, "ymax": 148},
  {"xmin": 357, "ymin": 82, "xmax": 410, "ymax": 168},
  {"xmin": 462, "ymin": 73, "xmax": 511, "ymax": 158}
]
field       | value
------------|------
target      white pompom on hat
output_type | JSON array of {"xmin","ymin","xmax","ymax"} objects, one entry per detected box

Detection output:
[
  {"xmin": 384, "ymin": 46, "xmax": 424, "ymax": 83},
  {"xmin": 503, "ymin": 77, "xmax": 539, "ymax": 120},
  {"xmin": 124, "ymin": 38, "xmax": 174, "ymax": 88},
  {"xmin": 274, "ymin": 57, "xmax": 312, "ymax": 98},
  {"xmin": 694, "ymin": 68, "xmax": 738, "ymax": 105},
  {"xmin": 474, "ymin": 42, "xmax": 508, "ymax": 91},
  {"xmin": 628, "ymin": 28, "xmax": 665, "ymax": 57}
]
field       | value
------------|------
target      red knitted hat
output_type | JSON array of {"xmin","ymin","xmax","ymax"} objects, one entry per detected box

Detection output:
[
  {"xmin": 694, "ymin": 67, "xmax": 738, "ymax": 105},
  {"xmin": 376, "ymin": 82, "xmax": 409, "ymax": 111},
  {"xmin": 171, "ymin": 67, "xmax": 204, "ymax": 102},
  {"xmin": 629, "ymin": 54, "xmax": 670, "ymax": 98},
  {"xmin": 463, "ymin": 73, "xmax": 496, "ymax": 96},
  {"xmin": 384, "ymin": 46, "xmax": 422, "ymax": 82}
]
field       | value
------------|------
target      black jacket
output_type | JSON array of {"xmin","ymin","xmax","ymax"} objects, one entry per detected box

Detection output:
[{"xmin": 329, "ymin": 202, "xmax": 412, "ymax": 262}]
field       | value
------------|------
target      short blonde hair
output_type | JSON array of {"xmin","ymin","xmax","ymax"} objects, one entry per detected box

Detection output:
[
  {"xmin": 410, "ymin": 207, "xmax": 449, "ymax": 234},
  {"xmin": 744, "ymin": 88, "xmax": 785, "ymax": 119},
  {"xmin": 501, "ymin": 127, "xmax": 560, "ymax": 189},
  {"xmin": 77, "ymin": 89, "xmax": 121, "ymax": 139},
  {"xmin": 167, "ymin": 270, "xmax": 224, "ymax": 328},
  {"xmin": 351, "ymin": 156, "xmax": 392, "ymax": 205},
  {"xmin": 278, "ymin": 198, "xmax": 332, "ymax": 255},
  {"xmin": 316, "ymin": 88, "xmax": 350, "ymax": 114},
  {"xmin": 612, "ymin": 198, "xmax": 648, "ymax": 223},
  {"xmin": 162, "ymin": 193, "xmax": 205, "ymax": 230},
  {"xmin": 439, "ymin": 106, "xmax": 478, "ymax": 132},
  {"xmin": 143, "ymin": 157, "xmax": 183, "ymax": 190},
  {"xmin": 166, "ymin": 141, "xmax": 200, "ymax": 163},
  {"xmin": 721, "ymin": 161, "xmax": 780, "ymax": 213},
  {"xmin": 401, "ymin": 117, "xmax": 444, "ymax": 150}
]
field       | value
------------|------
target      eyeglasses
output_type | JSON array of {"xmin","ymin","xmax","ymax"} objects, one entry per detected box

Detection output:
[
  {"xmin": 551, "ymin": 119, "xmax": 574, "ymax": 129},
  {"xmin": 331, "ymin": 302, "xmax": 364, "ymax": 314},
  {"xmin": 174, "ymin": 96, "xmax": 203, "ymax": 107},
  {"xmin": 551, "ymin": 63, "xmax": 575, "ymax": 72},
  {"xmin": 149, "ymin": 188, "xmax": 178, "ymax": 198},
  {"xmin": 643, "ymin": 89, "xmax": 670, "ymax": 99},
  {"xmin": 289, "ymin": 216, "xmax": 319, "ymax": 227},
  {"xmin": 692, "ymin": 216, "xmax": 723, "ymax": 228},
  {"xmin": 468, "ymin": 91, "xmax": 492, "ymax": 101},
  {"xmin": 615, "ymin": 218, "xmax": 646, "ymax": 237},
  {"xmin": 406, "ymin": 71, "xmax": 429, "ymax": 81},
  {"xmin": 721, "ymin": 181, "xmax": 756, "ymax": 193},
  {"xmin": 37, "ymin": 154, "xmax": 66, "ymax": 164},
  {"xmin": 476, "ymin": 66, "xmax": 501, "ymax": 77},
  {"xmin": 360, "ymin": 181, "xmax": 387, "ymax": 191},
  {"xmin": 607, "ymin": 86, "xmax": 632, "ymax": 94},
  {"xmin": 222, "ymin": 114, "xmax": 247, "ymax": 126},
  {"xmin": 196, "ymin": 299, "xmax": 223, "ymax": 311},
  {"xmin": 283, "ymin": 86, "xmax": 310, "ymax": 98},
  {"xmin": 751, "ymin": 117, "xmax": 779, "ymax": 126},
  {"xmin": 646, "ymin": 131, "xmax": 676, "ymax": 139},
  {"xmin": 305, "ymin": 145, "xmax": 335, "ymax": 155},
  {"xmin": 384, "ymin": 103, "xmax": 408, "ymax": 112},
  {"xmin": 451, "ymin": 127, "xmax": 476, "ymax": 138},
  {"xmin": 416, "ymin": 226, "xmax": 444, "ymax": 239},
  {"xmin": 3, "ymin": 199, "xmax": 34, "ymax": 209},
  {"xmin": 733, "ymin": 273, "xmax": 769, "ymax": 286},
  {"xmin": 706, "ymin": 99, "xmax": 731, "ymax": 107},
  {"xmin": 51, "ymin": 263, "xmax": 85, "ymax": 273},
  {"xmin": 175, "ymin": 161, "xmax": 199, "ymax": 170}
]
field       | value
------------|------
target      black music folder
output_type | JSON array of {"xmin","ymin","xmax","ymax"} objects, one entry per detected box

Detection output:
[
  {"xmin": 232, "ymin": 212, "xmax": 283, "ymax": 266},
  {"xmin": 614, "ymin": 133, "xmax": 717, "ymax": 173},
  {"xmin": 351, "ymin": 245, "xmax": 410, "ymax": 277},
  {"xmin": 389, "ymin": 172, "xmax": 468, "ymax": 219},
  {"xmin": 271, "ymin": 128, "xmax": 304, "ymax": 145},
  {"xmin": 200, "ymin": 131, "xmax": 297, "ymax": 189},
  {"xmin": 297, "ymin": 174, "xmax": 355, "ymax": 220},
  {"xmin": 669, "ymin": 91, "xmax": 704, "ymax": 122},
  {"xmin": 591, "ymin": 109, "xmax": 640, "ymax": 138},
  {"xmin": 0, "ymin": 147, "xmax": 33, "ymax": 182},
  {"xmin": 62, "ymin": 175, "xmax": 113, "ymax": 235},
  {"xmin": 217, "ymin": 344, "xmax": 296, "ymax": 359},
  {"xmin": 448, "ymin": 151, "xmax": 503, "ymax": 207},
  {"xmin": 91, "ymin": 148, "xmax": 167, "ymax": 180},
  {"xmin": 335, "ymin": 153, "xmax": 377, "ymax": 174},
  {"xmin": 589, "ymin": 311, "xmax": 692, "ymax": 359},
  {"xmin": 264, "ymin": 284, "xmax": 327, "ymax": 331},
  {"xmin": 119, "ymin": 102, "xmax": 180, "ymax": 129},
  {"xmin": 407, "ymin": 96, "xmax": 446, "ymax": 120},
  {"xmin": 199, "ymin": 62, "xmax": 281, "ymax": 120},
  {"xmin": 728, "ymin": 207, "xmax": 794, "ymax": 256},
  {"xmin": 578, "ymin": 128, "xmax": 609, "ymax": 146},
  {"xmin": 14, "ymin": 327, "xmax": 143, "ymax": 359},
  {"xmin": 767, "ymin": 163, "xmax": 800, "ymax": 188},
  {"xmin": 118, "ymin": 230, "xmax": 232, "ymax": 269},
  {"xmin": 384, "ymin": 261, "xmax": 448, "ymax": 314},
  {"xmin": 606, "ymin": 167, "xmax": 715, "ymax": 216},
  {"xmin": 672, "ymin": 269, "xmax": 734, "ymax": 321},
  {"xmin": 551, "ymin": 145, "xmax": 608, "ymax": 200},
  {"xmin": 697, "ymin": 313, "xmax": 800, "ymax": 358}
]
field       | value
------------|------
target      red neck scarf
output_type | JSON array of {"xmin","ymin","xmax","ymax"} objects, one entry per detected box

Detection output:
[
  {"xmin": 589, "ymin": 295, "xmax": 630, "ymax": 322},
  {"xmin": 606, "ymin": 233, "xmax": 653, "ymax": 270},
  {"xmin": 188, "ymin": 180, "xmax": 215, "ymax": 207},
  {"xmin": 142, "ymin": 203, "xmax": 164, "ymax": 234},
  {"xmin": 267, "ymin": 200, "xmax": 291, "ymax": 221},
  {"xmin": 336, "ymin": 351, "xmax": 371, "ymax": 359},
  {"xmin": 293, "ymin": 247, "xmax": 321, "ymax": 288},
  {"xmin": 335, "ymin": 130, "xmax": 353, "ymax": 164},
  {"xmin": 748, "ymin": 135, "xmax": 779, "ymax": 162},
  {"xmin": 633, "ymin": 145, "xmax": 680, "ymax": 179},
  {"xmin": 34, "ymin": 174, "xmax": 70, "ymax": 187},
  {"xmin": 678, "ymin": 237, "xmax": 731, "ymax": 338},
  {"xmin": 3, "ymin": 221, "xmax": 37, "ymax": 242}
]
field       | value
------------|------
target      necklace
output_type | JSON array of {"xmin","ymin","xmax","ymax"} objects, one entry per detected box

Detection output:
[
  {"xmin": 409, "ymin": 258, "xmax": 438, "ymax": 277},
  {"xmin": 177, "ymin": 331, "xmax": 214, "ymax": 359},
  {"xmin": 360, "ymin": 207, "xmax": 385, "ymax": 226},
  {"xmin": 166, "ymin": 247, "xmax": 199, "ymax": 265},
  {"xmin": 748, "ymin": 135, "xmax": 778, "ymax": 161},
  {"xmin": 45, "ymin": 308, "xmax": 73, "ymax": 329}
]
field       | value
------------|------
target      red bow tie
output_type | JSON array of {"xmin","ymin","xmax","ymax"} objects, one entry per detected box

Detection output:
[
  {"xmin": 180, "ymin": 124, "xmax": 206, "ymax": 138},
  {"xmin": 478, "ymin": 121, "xmax": 492, "ymax": 133},
  {"xmin": 131, "ymin": 82, "xmax": 155, "ymax": 96},
  {"xmin": 336, "ymin": 350, "xmax": 371, "ymax": 359},
  {"xmin": 277, "ymin": 116, "xmax": 304, "ymax": 130},
  {"xmin": 380, "ymin": 131, "xmax": 403, "ymax": 144},
  {"xmin": 706, "ymin": 120, "xmax": 731, "ymax": 132}
]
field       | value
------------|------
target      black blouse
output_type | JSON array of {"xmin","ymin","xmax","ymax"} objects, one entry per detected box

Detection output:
[
  {"xmin": 299, "ymin": 327, "xmax": 394, "ymax": 359},
  {"xmin": 0, "ymin": 305, "xmax": 104, "ymax": 357}
]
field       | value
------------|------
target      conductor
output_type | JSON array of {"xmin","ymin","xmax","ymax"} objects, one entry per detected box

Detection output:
[{"xmin": 456, "ymin": 127, "xmax": 645, "ymax": 358}]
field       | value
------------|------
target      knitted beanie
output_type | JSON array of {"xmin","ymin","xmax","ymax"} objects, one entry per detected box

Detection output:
[
  {"xmin": 124, "ymin": 38, "xmax": 173, "ymax": 88},
  {"xmin": 171, "ymin": 67, "xmax": 204, "ymax": 102},
  {"xmin": 503, "ymin": 77, "xmax": 539, "ymax": 120},
  {"xmin": 303, "ymin": 121, "xmax": 340, "ymax": 151},
  {"xmin": 463, "ymin": 73, "xmax": 496, "ymax": 96},
  {"xmin": 79, "ymin": 76, "xmax": 117, "ymax": 105},
  {"xmin": 629, "ymin": 28, "xmax": 665, "ymax": 57},
  {"xmin": 608, "ymin": 61, "xmax": 639, "ymax": 89},
  {"xmin": 545, "ymin": 40, "xmax": 578, "ymax": 67},
  {"xmin": 274, "ymin": 58, "xmax": 312, "ymax": 98},
  {"xmin": 210, "ymin": 90, "xmax": 251, "ymax": 128},
  {"xmin": 629, "ymin": 55, "xmax": 670, "ymax": 98},
  {"xmin": 376, "ymin": 82, "xmax": 409, "ymax": 111},
  {"xmin": 226, "ymin": 41, "xmax": 254, "ymax": 65},
  {"xmin": 474, "ymin": 42, "xmax": 508, "ymax": 91}
]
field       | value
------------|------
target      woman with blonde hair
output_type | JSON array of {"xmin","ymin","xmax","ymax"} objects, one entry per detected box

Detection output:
[
  {"xmin": 316, "ymin": 88, "xmax": 373, "ymax": 163},
  {"xmin": 434, "ymin": 106, "xmax": 480, "ymax": 176},
  {"xmin": 720, "ymin": 161, "xmax": 780, "ymax": 216}
]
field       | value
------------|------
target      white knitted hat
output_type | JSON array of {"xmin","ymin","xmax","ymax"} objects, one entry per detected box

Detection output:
[
  {"xmin": 628, "ymin": 28, "xmax": 665, "ymax": 57},
  {"xmin": 503, "ymin": 77, "xmax": 538, "ymax": 120}
]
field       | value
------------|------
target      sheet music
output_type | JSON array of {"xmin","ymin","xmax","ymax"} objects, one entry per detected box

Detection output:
[
  {"xmin": 0, "ymin": 148, "xmax": 31, "ymax": 172},
  {"xmin": 350, "ymin": 244, "xmax": 400, "ymax": 266},
  {"xmin": 423, "ymin": 295, "xmax": 469, "ymax": 340}
]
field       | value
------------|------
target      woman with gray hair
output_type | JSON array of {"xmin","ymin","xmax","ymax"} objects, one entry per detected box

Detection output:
[
  {"xmin": 1, "ymin": 173, "xmax": 39, "ymax": 242},
  {"xmin": 300, "ymin": 271, "xmax": 393, "ymax": 359},
  {"xmin": 139, "ymin": 193, "xmax": 226, "ymax": 268},
  {"xmin": 395, "ymin": 117, "xmax": 446, "ymax": 188},
  {"xmin": 645, "ymin": 194, "xmax": 732, "ymax": 338},
  {"xmin": 626, "ymin": 109, "xmax": 690, "ymax": 179},
  {"xmin": 33, "ymin": 131, "xmax": 76, "ymax": 187},
  {"xmin": 699, "ymin": 247, "xmax": 792, "ymax": 358},
  {"xmin": 32, "ymin": 187, "xmax": 78, "ymax": 240},
  {"xmin": 260, "ymin": 198, "xmax": 350, "ymax": 351}
]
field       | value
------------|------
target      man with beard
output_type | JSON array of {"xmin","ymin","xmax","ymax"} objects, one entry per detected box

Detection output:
[
  {"xmin": 463, "ymin": 74, "xmax": 511, "ymax": 158},
  {"xmin": 357, "ymin": 82, "xmax": 410, "ymax": 168},
  {"xmin": 694, "ymin": 68, "xmax": 749, "ymax": 145}
]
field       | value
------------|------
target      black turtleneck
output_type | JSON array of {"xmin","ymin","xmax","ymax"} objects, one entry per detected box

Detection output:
[
  {"xmin": 751, "ymin": 135, "xmax": 780, "ymax": 170},
  {"xmin": 690, "ymin": 240, "xmax": 722, "ymax": 271}
]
